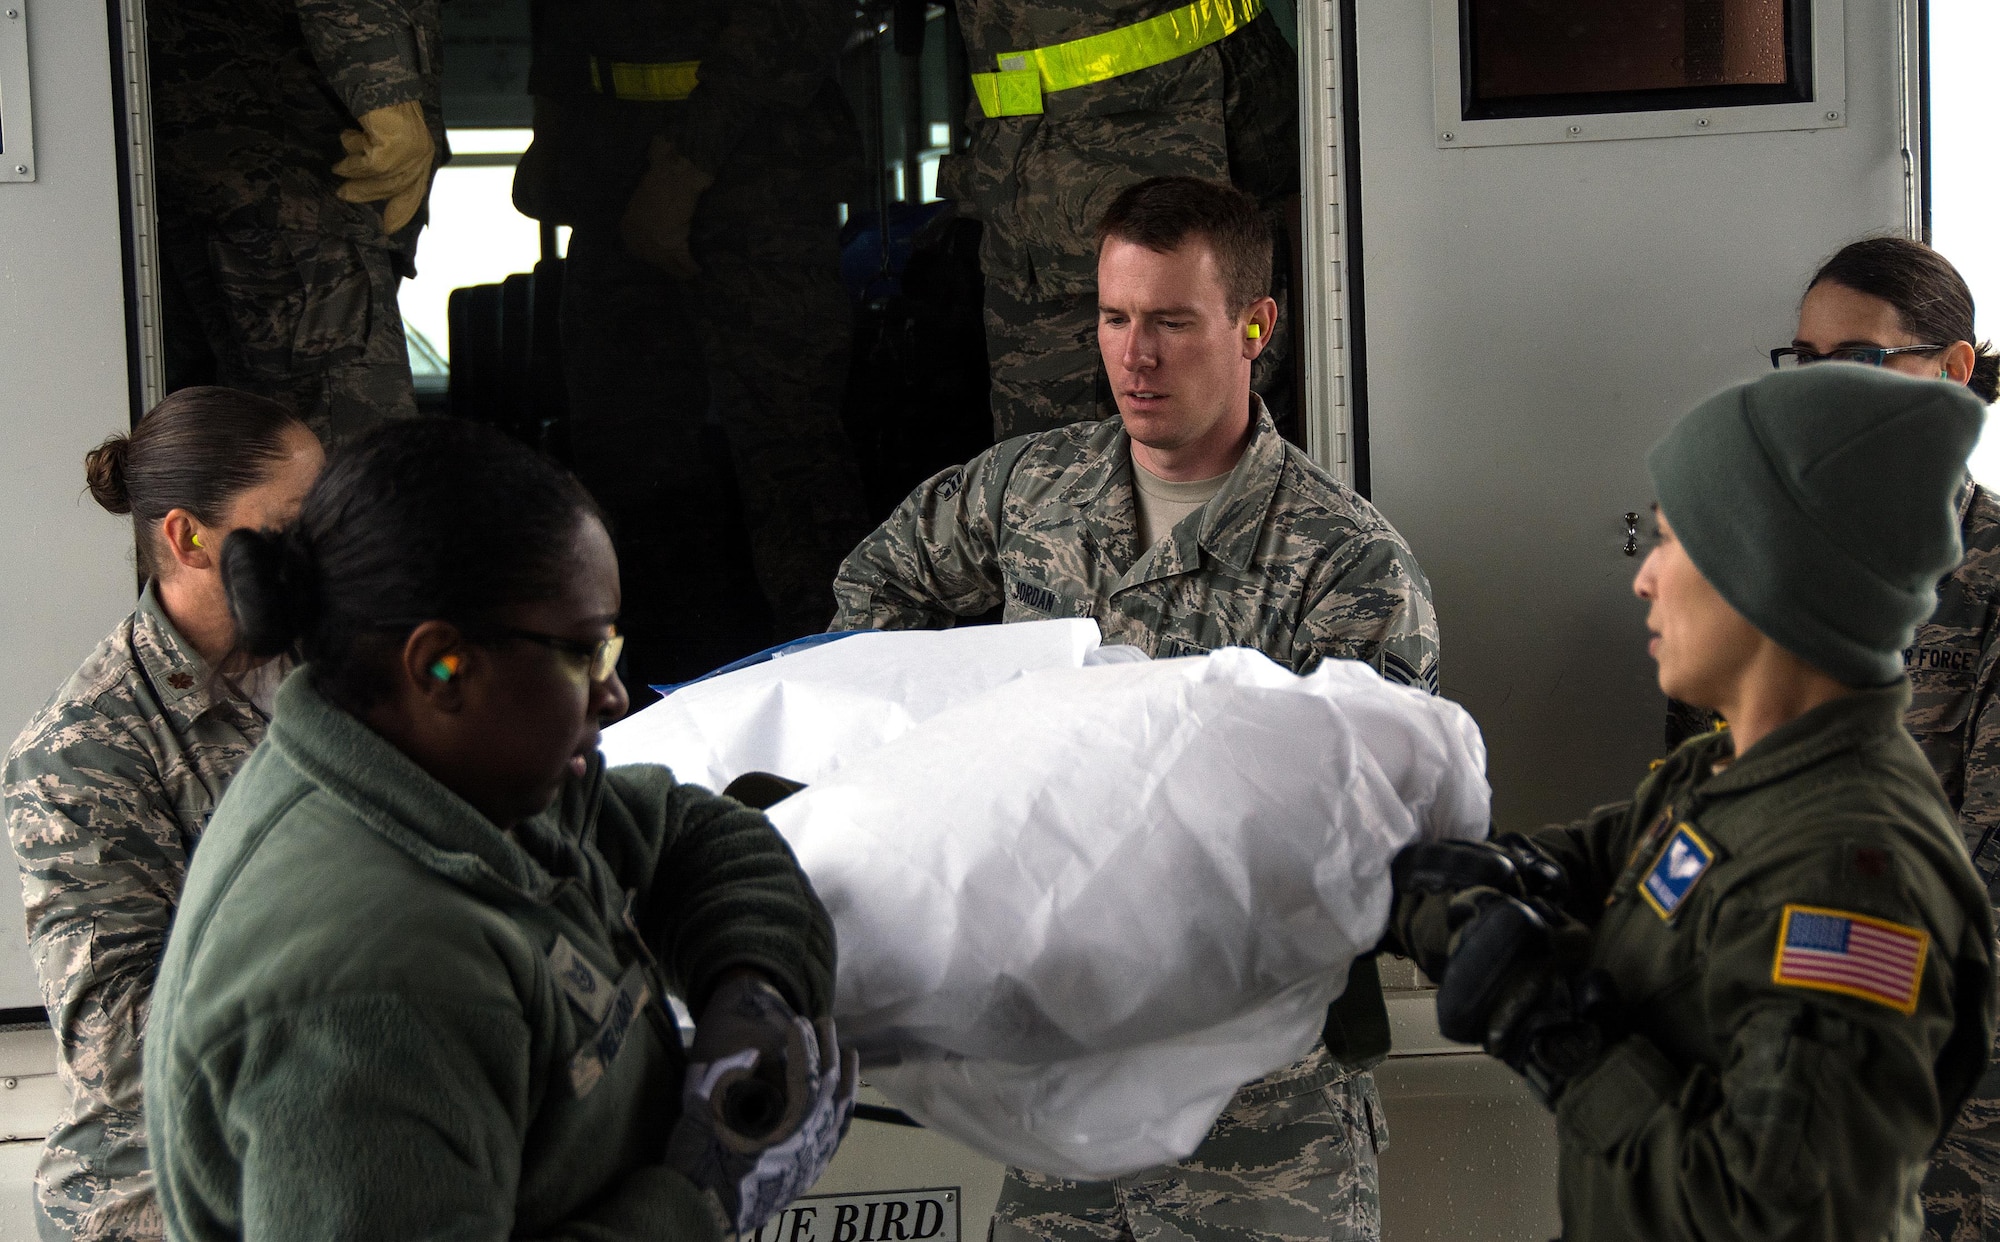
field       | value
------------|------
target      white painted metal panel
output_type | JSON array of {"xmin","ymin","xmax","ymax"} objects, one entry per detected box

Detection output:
[
  {"xmin": 1350, "ymin": 0, "xmax": 1914, "ymax": 827},
  {"xmin": 0, "ymin": 0, "xmax": 34, "ymax": 183},
  {"xmin": 0, "ymin": 0, "xmax": 137, "ymax": 1010}
]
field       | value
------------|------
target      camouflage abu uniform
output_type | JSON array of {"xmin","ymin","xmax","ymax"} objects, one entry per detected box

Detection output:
[
  {"xmin": 939, "ymin": 0, "xmax": 1299, "ymax": 438},
  {"xmin": 2, "ymin": 587, "xmax": 282, "ymax": 1242},
  {"xmin": 832, "ymin": 395, "xmax": 1439, "ymax": 1242},
  {"xmin": 1911, "ymin": 482, "xmax": 2000, "ymax": 1241},
  {"xmin": 148, "ymin": 0, "xmax": 443, "ymax": 444},
  {"xmin": 832, "ymin": 395, "xmax": 1437, "ymax": 682},
  {"xmin": 520, "ymin": 0, "xmax": 871, "ymax": 681}
]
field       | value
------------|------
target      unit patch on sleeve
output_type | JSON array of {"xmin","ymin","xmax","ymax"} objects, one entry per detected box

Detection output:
[
  {"xmin": 1772, "ymin": 904, "xmax": 1928, "ymax": 1015},
  {"xmin": 1640, "ymin": 824, "xmax": 1715, "ymax": 920}
]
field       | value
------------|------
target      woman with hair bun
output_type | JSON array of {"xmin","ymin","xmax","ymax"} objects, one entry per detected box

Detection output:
[
  {"xmin": 2, "ymin": 387, "xmax": 322, "ymax": 1241},
  {"xmin": 144, "ymin": 417, "xmax": 853, "ymax": 1242},
  {"xmin": 1754, "ymin": 236, "xmax": 2000, "ymax": 1240}
]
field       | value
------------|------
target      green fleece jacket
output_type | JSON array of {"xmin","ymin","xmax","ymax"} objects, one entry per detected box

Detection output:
[{"xmin": 144, "ymin": 671, "xmax": 835, "ymax": 1241}]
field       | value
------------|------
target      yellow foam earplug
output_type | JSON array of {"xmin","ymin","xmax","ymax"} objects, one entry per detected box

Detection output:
[{"xmin": 1246, "ymin": 323, "xmax": 1262, "ymax": 340}]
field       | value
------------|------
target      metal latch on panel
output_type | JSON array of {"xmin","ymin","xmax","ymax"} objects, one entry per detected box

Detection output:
[{"xmin": 0, "ymin": 0, "xmax": 34, "ymax": 181}]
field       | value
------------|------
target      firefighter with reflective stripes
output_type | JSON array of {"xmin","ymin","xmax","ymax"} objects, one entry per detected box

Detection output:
[
  {"xmin": 513, "ymin": 0, "xmax": 873, "ymax": 685},
  {"xmin": 1388, "ymin": 367, "xmax": 1998, "ymax": 1241},
  {"xmin": 939, "ymin": 0, "xmax": 1300, "ymax": 438}
]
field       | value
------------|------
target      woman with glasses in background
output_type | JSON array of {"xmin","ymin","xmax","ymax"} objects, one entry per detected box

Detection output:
[{"xmin": 1691, "ymin": 236, "xmax": 2000, "ymax": 1240}]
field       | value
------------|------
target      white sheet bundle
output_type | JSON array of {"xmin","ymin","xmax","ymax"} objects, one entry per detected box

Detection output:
[{"xmin": 599, "ymin": 622, "xmax": 1490, "ymax": 1178}]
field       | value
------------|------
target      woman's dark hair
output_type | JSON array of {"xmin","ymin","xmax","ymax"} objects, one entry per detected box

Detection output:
[
  {"xmin": 84, "ymin": 386, "xmax": 311, "ymax": 577},
  {"xmin": 1809, "ymin": 237, "xmax": 1999, "ymax": 403},
  {"xmin": 221, "ymin": 418, "xmax": 603, "ymax": 711}
]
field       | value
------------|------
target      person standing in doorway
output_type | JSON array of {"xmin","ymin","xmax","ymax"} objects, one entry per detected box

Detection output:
[
  {"xmin": 149, "ymin": 0, "xmax": 442, "ymax": 444},
  {"xmin": 514, "ymin": 0, "xmax": 874, "ymax": 687},
  {"xmin": 940, "ymin": 0, "xmax": 1301, "ymax": 439}
]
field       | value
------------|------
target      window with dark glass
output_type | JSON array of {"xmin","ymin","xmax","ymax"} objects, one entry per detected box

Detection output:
[{"xmin": 1461, "ymin": 0, "xmax": 1811, "ymax": 120}]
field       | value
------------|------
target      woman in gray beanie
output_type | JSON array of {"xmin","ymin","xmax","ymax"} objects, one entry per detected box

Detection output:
[{"xmin": 1389, "ymin": 365, "xmax": 1998, "ymax": 1240}]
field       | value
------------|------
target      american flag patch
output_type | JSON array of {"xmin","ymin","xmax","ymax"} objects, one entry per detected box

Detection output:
[{"xmin": 1772, "ymin": 904, "xmax": 1928, "ymax": 1015}]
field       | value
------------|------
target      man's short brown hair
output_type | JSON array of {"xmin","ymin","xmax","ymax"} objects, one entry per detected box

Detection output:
[{"xmin": 1095, "ymin": 176, "xmax": 1273, "ymax": 313}]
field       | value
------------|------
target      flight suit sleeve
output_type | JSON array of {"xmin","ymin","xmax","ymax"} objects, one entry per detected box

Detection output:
[
  {"xmin": 829, "ymin": 445, "xmax": 1022, "ymax": 632},
  {"xmin": 662, "ymin": 0, "xmax": 849, "ymax": 175},
  {"xmin": 1552, "ymin": 858, "xmax": 1989, "ymax": 1241},
  {"xmin": 599, "ymin": 765, "xmax": 835, "ymax": 1019},
  {"xmin": 4, "ymin": 704, "xmax": 186, "ymax": 1232},
  {"xmin": 294, "ymin": 0, "xmax": 435, "ymax": 120},
  {"xmin": 1295, "ymin": 530, "xmax": 1440, "ymax": 689},
  {"xmin": 1386, "ymin": 802, "xmax": 1632, "ymax": 975},
  {"xmin": 1529, "ymin": 800, "xmax": 1642, "ymax": 920}
]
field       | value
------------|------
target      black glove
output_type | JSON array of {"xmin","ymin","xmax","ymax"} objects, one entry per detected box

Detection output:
[
  {"xmin": 1385, "ymin": 835, "xmax": 1571, "ymax": 978},
  {"xmin": 1433, "ymin": 892, "xmax": 1618, "ymax": 1108},
  {"xmin": 722, "ymin": 772, "xmax": 807, "ymax": 810},
  {"xmin": 1391, "ymin": 834, "xmax": 1570, "ymax": 906}
]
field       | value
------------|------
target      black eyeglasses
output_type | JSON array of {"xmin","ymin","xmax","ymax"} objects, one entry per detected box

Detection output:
[
  {"xmin": 482, "ymin": 626, "xmax": 624, "ymax": 683},
  {"xmin": 1770, "ymin": 344, "xmax": 1946, "ymax": 369},
  {"xmin": 378, "ymin": 619, "xmax": 624, "ymax": 683}
]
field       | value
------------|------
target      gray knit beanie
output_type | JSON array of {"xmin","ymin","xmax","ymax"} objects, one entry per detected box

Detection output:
[{"xmin": 1646, "ymin": 365, "xmax": 1985, "ymax": 686}]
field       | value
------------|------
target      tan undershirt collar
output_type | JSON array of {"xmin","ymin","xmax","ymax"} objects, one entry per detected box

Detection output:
[{"xmin": 1132, "ymin": 460, "xmax": 1231, "ymax": 554}]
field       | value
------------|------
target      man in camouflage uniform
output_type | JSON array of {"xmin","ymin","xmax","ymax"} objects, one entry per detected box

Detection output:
[
  {"xmin": 513, "ymin": 0, "xmax": 873, "ymax": 686},
  {"xmin": 149, "ymin": 0, "xmax": 443, "ymax": 444},
  {"xmin": 3, "ymin": 587, "xmax": 282, "ymax": 1241},
  {"xmin": 834, "ymin": 178, "xmax": 1437, "ymax": 1242},
  {"xmin": 939, "ymin": 0, "xmax": 1299, "ymax": 438}
]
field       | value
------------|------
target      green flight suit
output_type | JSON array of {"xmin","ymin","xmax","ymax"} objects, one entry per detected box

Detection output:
[
  {"xmin": 1660, "ymin": 483, "xmax": 2000, "ymax": 1237},
  {"xmin": 1405, "ymin": 684, "xmax": 1996, "ymax": 1240}
]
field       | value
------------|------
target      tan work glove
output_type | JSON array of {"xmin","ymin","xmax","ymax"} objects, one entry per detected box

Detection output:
[
  {"xmin": 620, "ymin": 136, "xmax": 714, "ymax": 281},
  {"xmin": 333, "ymin": 100, "xmax": 435, "ymax": 234}
]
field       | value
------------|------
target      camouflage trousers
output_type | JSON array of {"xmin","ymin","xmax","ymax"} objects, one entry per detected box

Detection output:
[
  {"xmin": 159, "ymin": 224, "xmax": 417, "ymax": 446},
  {"xmin": 992, "ymin": 1057, "xmax": 1386, "ymax": 1242},
  {"xmin": 560, "ymin": 205, "xmax": 871, "ymax": 686},
  {"xmin": 1923, "ymin": 994, "xmax": 2000, "ymax": 1238},
  {"xmin": 982, "ymin": 248, "xmax": 1295, "ymax": 442}
]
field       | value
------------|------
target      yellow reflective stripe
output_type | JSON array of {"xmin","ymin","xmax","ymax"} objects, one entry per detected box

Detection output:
[
  {"xmin": 976, "ymin": 0, "xmax": 1262, "ymax": 117},
  {"xmin": 971, "ymin": 67, "xmax": 1045, "ymax": 117},
  {"xmin": 589, "ymin": 57, "xmax": 702, "ymax": 102}
]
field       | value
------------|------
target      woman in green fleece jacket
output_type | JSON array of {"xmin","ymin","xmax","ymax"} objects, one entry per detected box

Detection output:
[{"xmin": 143, "ymin": 419, "xmax": 854, "ymax": 1241}]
